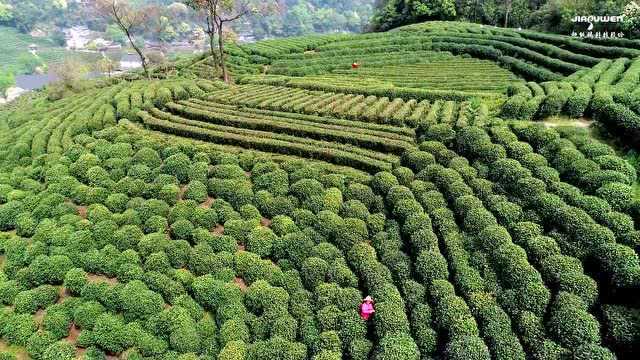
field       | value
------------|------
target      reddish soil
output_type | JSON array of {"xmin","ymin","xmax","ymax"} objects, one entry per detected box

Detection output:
[
  {"xmin": 234, "ymin": 277, "xmax": 248, "ymax": 291},
  {"xmin": 34, "ymin": 309, "xmax": 46, "ymax": 326},
  {"xmin": 212, "ymin": 225, "xmax": 225, "ymax": 235},
  {"xmin": 76, "ymin": 348, "xmax": 87, "ymax": 358},
  {"xmin": 87, "ymin": 274, "xmax": 118, "ymax": 285},
  {"xmin": 200, "ymin": 196, "xmax": 215, "ymax": 208},
  {"xmin": 178, "ymin": 185, "xmax": 187, "ymax": 200},
  {"xmin": 66, "ymin": 323, "xmax": 81, "ymax": 344},
  {"xmin": 57, "ymin": 286, "xmax": 71, "ymax": 303},
  {"xmin": 77, "ymin": 206, "xmax": 87, "ymax": 219},
  {"xmin": 237, "ymin": 244, "xmax": 245, "ymax": 251},
  {"xmin": 260, "ymin": 217, "xmax": 272, "ymax": 227}
]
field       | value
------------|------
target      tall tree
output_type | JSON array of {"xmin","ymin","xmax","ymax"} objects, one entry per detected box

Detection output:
[
  {"xmin": 184, "ymin": 0, "xmax": 221, "ymax": 73},
  {"xmin": 185, "ymin": 0, "xmax": 277, "ymax": 83},
  {"xmin": 504, "ymin": 0, "xmax": 512, "ymax": 27},
  {"xmin": 0, "ymin": 1, "xmax": 12, "ymax": 22},
  {"xmin": 0, "ymin": 70, "xmax": 14, "ymax": 98},
  {"xmin": 95, "ymin": 0, "xmax": 157, "ymax": 78}
]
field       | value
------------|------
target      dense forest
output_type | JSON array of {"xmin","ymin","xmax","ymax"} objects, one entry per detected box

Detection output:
[
  {"xmin": 371, "ymin": 0, "xmax": 640, "ymax": 38},
  {"xmin": 0, "ymin": 0, "xmax": 375, "ymax": 41}
]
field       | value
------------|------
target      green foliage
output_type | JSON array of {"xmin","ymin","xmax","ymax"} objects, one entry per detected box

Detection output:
[
  {"xmin": 3, "ymin": 15, "xmax": 640, "ymax": 360},
  {"xmin": 445, "ymin": 336, "xmax": 491, "ymax": 360},
  {"xmin": 247, "ymin": 226, "xmax": 277, "ymax": 258},
  {"xmin": 0, "ymin": 69, "xmax": 14, "ymax": 96},
  {"xmin": 375, "ymin": 334, "xmax": 420, "ymax": 360},
  {"xmin": 42, "ymin": 340, "xmax": 75, "ymax": 360}
]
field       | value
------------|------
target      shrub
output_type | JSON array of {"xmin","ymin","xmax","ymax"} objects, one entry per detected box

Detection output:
[
  {"xmin": 271, "ymin": 314, "xmax": 297, "ymax": 341},
  {"xmin": 119, "ymin": 280, "xmax": 164, "ymax": 322},
  {"xmin": 415, "ymin": 250, "xmax": 449, "ymax": 284},
  {"xmin": 188, "ymin": 161, "xmax": 209, "ymax": 183},
  {"xmin": 547, "ymin": 292, "xmax": 600, "ymax": 348},
  {"xmin": 184, "ymin": 180, "xmax": 208, "ymax": 203},
  {"xmin": 42, "ymin": 341, "xmax": 75, "ymax": 360},
  {"xmin": 240, "ymin": 205, "xmax": 261, "ymax": 222},
  {"xmin": 597, "ymin": 242, "xmax": 640, "ymax": 288},
  {"xmin": 219, "ymin": 340, "xmax": 247, "ymax": 360},
  {"xmin": 317, "ymin": 305, "xmax": 341, "ymax": 331},
  {"xmin": 375, "ymin": 334, "xmax": 419, "ymax": 360},
  {"xmin": 341, "ymin": 200, "xmax": 369, "ymax": 221},
  {"xmin": 26, "ymin": 330, "xmax": 56, "ymax": 360},
  {"xmin": 171, "ymin": 219, "xmax": 195, "ymax": 241},
  {"xmin": 224, "ymin": 219, "xmax": 256, "ymax": 244},
  {"xmin": 367, "ymin": 213, "xmax": 386, "ymax": 236},
  {"xmin": 63, "ymin": 268, "xmax": 87, "ymax": 296},
  {"xmin": 14, "ymin": 286, "xmax": 58, "ymax": 314},
  {"xmin": 601, "ymin": 304, "xmax": 640, "ymax": 355},
  {"xmin": 328, "ymin": 260, "xmax": 358, "ymax": 288},
  {"xmin": 573, "ymin": 344, "xmax": 616, "ymax": 360},
  {"xmin": 392, "ymin": 167, "xmax": 414, "ymax": 187},
  {"xmin": 335, "ymin": 218, "xmax": 368, "ymax": 251},
  {"xmin": 170, "ymin": 323, "xmax": 201, "ymax": 353},
  {"xmin": 15, "ymin": 213, "xmax": 36, "ymax": 237},
  {"xmin": 1, "ymin": 312, "xmax": 36, "ymax": 347},
  {"xmin": 445, "ymin": 336, "xmax": 491, "ymax": 360},
  {"xmin": 463, "ymin": 208, "xmax": 497, "ymax": 232},
  {"xmin": 271, "ymin": 215, "xmax": 298, "ymax": 236},
  {"xmin": 374, "ymin": 301, "xmax": 410, "ymax": 338},
  {"xmin": 73, "ymin": 301, "xmax": 105, "ymax": 330},
  {"xmin": 372, "ymin": 172, "xmax": 399, "ymax": 195},
  {"xmin": 313, "ymin": 351, "xmax": 342, "ymax": 360},
  {"xmin": 0, "ymin": 201, "xmax": 23, "ymax": 231},
  {"xmin": 133, "ymin": 147, "xmax": 162, "ymax": 168},
  {"xmin": 318, "ymin": 331, "xmax": 342, "ymax": 352},
  {"xmin": 91, "ymin": 313, "xmax": 132, "ymax": 353},
  {"xmin": 301, "ymin": 257, "xmax": 328, "ymax": 290},
  {"xmin": 596, "ymin": 182, "xmax": 635, "ymax": 212},
  {"xmin": 565, "ymin": 82, "xmax": 592, "ymax": 117},
  {"xmin": 192, "ymin": 275, "xmax": 243, "ymax": 310},
  {"xmin": 253, "ymin": 170, "xmax": 289, "ymax": 197},
  {"xmin": 43, "ymin": 310, "xmax": 71, "ymax": 339},
  {"xmin": 339, "ymin": 310, "xmax": 367, "ymax": 345},
  {"xmin": 344, "ymin": 183, "xmax": 377, "ymax": 211},
  {"xmin": 247, "ymin": 227, "xmax": 277, "ymax": 258},
  {"xmin": 0, "ymin": 280, "xmax": 21, "ymax": 305},
  {"xmin": 162, "ymin": 153, "xmax": 191, "ymax": 183}
]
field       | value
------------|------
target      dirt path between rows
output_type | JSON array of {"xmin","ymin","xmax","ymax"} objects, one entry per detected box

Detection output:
[{"xmin": 544, "ymin": 117, "xmax": 593, "ymax": 129}]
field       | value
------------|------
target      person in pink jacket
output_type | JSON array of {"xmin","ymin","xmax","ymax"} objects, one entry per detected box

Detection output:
[{"xmin": 359, "ymin": 296, "xmax": 375, "ymax": 320}]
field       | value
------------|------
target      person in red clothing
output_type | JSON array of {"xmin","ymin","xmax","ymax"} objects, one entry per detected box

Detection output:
[
  {"xmin": 351, "ymin": 61, "xmax": 360, "ymax": 69},
  {"xmin": 359, "ymin": 296, "xmax": 375, "ymax": 320}
]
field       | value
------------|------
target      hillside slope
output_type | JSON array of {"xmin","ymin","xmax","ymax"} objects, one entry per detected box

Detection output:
[{"xmin": 0, "ymin": 21, "xmax": 639, "ymax": 360}]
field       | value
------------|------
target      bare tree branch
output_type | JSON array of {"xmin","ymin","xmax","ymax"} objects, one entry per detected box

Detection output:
[
  {"xmin": 185, "ymin": 0, "xmax": 277, "ymax": 83},
  {"xmin": 96, "ymin": 0, "xmax": 153, "ymax": 78}
]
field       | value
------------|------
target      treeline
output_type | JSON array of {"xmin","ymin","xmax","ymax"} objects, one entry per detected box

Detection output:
[
  {"xmin": 241, "ymin": 0, "xmax": 375, "ymax": 39},
  {"xmin": 371, "ymin": 0, "xmax": 635, "ymax": 36},
  {"xmin": 0, "ymin": 0, "xmax": 376, "ymax": 42}
]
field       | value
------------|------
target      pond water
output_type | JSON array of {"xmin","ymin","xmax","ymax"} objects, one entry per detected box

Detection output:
[{"xmin": 15, "ymin": 71, "xmax": 103, "ymax": 91}]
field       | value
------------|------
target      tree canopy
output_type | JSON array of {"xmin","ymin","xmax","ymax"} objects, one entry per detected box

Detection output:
[{"xmin": 371, "ymin": 0, "xmax": 634, "ymax": 36}]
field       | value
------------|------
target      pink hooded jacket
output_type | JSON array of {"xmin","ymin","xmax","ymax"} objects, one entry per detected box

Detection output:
[{"xmin": 360, "ymin": 301, "xmax": 375, "ymax": 320}]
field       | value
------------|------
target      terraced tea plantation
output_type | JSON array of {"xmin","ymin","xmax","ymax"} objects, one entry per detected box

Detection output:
[{"xmin": 0, "ymin": 21, "xmax": 639, "ymax": 360}]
